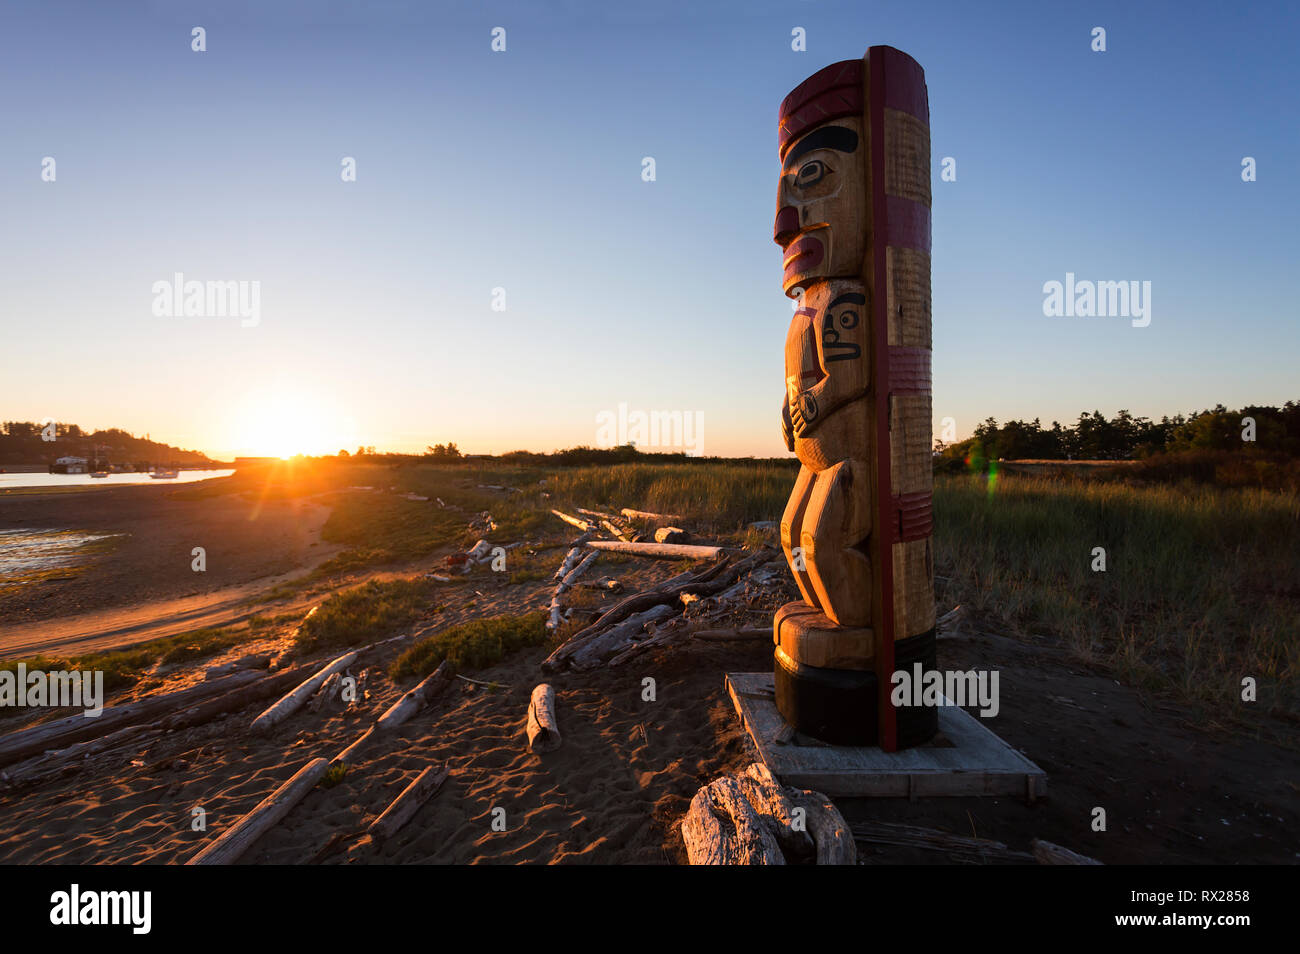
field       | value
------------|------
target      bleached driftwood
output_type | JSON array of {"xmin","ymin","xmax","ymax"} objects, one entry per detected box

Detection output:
[
  {"xmin": 682, "ymin": 775, "xmax": 785, "ymax": 865},
  {"xmin": 307, "ymin": 672, "xmax": 341, "ymax": 713},
  {"xmin": 789, "ymin": 791, "xmax": 857, "ymax": 865},
  {"xmin": 334, "ymin": 660, "xmax": 455, "ymax": 767},
  {"xmin": 2, "ymin": 724, "xmax": 155, "ymax": 786},
  {"xmin": 550, "ymin": 509, "xmax": 596, "ymax": 533},
  {"xmin": 0, "ymin": 670, "xmax": 262, "ymax": 769},
  {"xmin": 187, "ymin": 757, "xmax": 333, "ymax": 865},
  {"xmin": 376, "ymin": 660, "xmax": 454, "ymax": 730},
  {"xmin": 547, "ymin": 547, "xmax": 599, "ymax": 631},
  {"xmin": 250, "ymin": 650, "xmax": 359, "ymax": 735},
  {"xmin": 568, "ymin": 605, "xmax": 677, "ymax": 671},
  {"xmin": 525, "ymin": 683, "xmax": 562, "ymax": 753},
  {"xmin": 541, "ymin": 550, "xmax": 772, "ymax": 672},
  {"xmin": 576, "ymin": 576, "xmax": 622, "ymax": 593},
  {"xmin": 681, "ymin": 763, "xmax": 854, "ymax": 865},
  {"xmin": 333, "ymin": 727, "xmax": 376, "ymax": 767},
  {"xmin": 738, "ymin": 763, "xmax": 814, "ymax": 859},
  {"xmin": 159, "ymin": 666, "xmax": 315, "ymax": 732},
  {"xmin": 542, "ymin": 557, "xmax": 723, "ymax": 671},
  {"xmin": 368, "ymin": 764, "xmax": 450, "ymax": 842},
  {"xmin": 620, "ymin": 508, "xmax": 685, "ymax": 523},
  {"xmin": 585, "ymin": 540, "xmax": 730, "ymax": 561},
  {"xmin": 600, "ymin": 519, "xmax": 636, "ymax": 542},
  {"xmin": 605, "ymin": 618, "xmax": 688, "ymax": 667},
  {"xmin": 1031, "ymin": 838, "xmax": 1103, "ymax": 865}
]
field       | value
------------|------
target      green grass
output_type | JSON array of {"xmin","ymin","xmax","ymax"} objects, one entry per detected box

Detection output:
[
  {"xmin": 933, "ymin": 474, "xmax": 1300, "ymax": 710},
  {"xmin": 319, "ymin": 763, "xmax": 349, "ymax": 788},
  {"xmin": 389, "ymin": 611, "xmax": 548, "ymax": 680},
  {"xmin": 546, "ymin": 461, "xmax": 796, "ymax": 529},
  {"xmin": 294, "ymin": 578, "xmax": 436, "ymax": 654}
]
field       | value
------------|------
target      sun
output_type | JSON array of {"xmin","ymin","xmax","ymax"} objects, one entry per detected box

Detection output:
[{"xmin": 237, "ymin": 390, "xmax": 341, "ymax": 458}]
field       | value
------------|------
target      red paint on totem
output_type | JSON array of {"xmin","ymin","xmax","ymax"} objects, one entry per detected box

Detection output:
[
  {"xmin": 778, "ymin": 60, "xmax": 863, "ymax": 158},
  {"xmin": 894, "ymin": 491, "xmax": 933, "ymax": 542},
  {"xmin": 878, "ymin": 47, "xmax": 930, "ymax": 125},
  {"xmin": 886, "ymin": 196, "xmax": 931, "ymax": 253},
  {"xmin": 868, "ymin": 47, "xmax": 898, "ymax": 753},
  {"xmin": 774, "ymin": 206, "xmax": 800, "ymax": 244},
  {"xmin": 888, "ymin": 346, "xmax": 931, "ymax": 393}
]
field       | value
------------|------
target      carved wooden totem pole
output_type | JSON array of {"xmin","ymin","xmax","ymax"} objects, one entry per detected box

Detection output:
[{"xmin": 774, "ymin": 47, "xmax": 936, "ymax": 750}]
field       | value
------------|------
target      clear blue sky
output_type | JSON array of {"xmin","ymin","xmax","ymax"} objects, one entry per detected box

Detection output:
[{"xmin": 1, "ymin": 0, "xmax": 1296, "ymax": 458}]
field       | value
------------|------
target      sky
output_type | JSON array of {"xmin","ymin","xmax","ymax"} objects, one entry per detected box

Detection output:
[{"xmin": 1, "ymin": 0, "xmax": 1296, "ymax": 459}]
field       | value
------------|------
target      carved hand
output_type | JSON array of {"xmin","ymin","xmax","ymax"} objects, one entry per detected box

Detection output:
[
  {"xmin": 781, "ymin": 396, "xmax": 795, "ymax": 451},
  {"xmin": 790, "ymin": 390, "xmax": 819, "ymax": 439}
]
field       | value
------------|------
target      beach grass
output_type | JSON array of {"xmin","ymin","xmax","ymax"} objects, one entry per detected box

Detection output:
[
  {"xmin": 293, "ymin": 578, "xmax": 436, "ymax": 654},
  {"xmin": 389, "ymin": 611, "xmax": 549, "ymax": 679},
  {"xmin": 932, "ymin": 474, "xmax": 1300, "ymax": 710}
]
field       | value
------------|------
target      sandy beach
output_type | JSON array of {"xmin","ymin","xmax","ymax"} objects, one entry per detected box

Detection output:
[{"xmin": 0, "ymin": 534, "xmax": 1295, "ymax": 866}]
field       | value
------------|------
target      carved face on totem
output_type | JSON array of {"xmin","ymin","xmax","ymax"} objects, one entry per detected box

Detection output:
[{"xmin": 774, "ymin": 60, "xmax": 868, "ymax": 298}]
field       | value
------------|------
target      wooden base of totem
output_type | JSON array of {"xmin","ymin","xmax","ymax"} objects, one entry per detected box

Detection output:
[
  {"xmin": 773, "ymin": 601, "xmax": 875, "ymax": 669},
  {"xmin": 727, "ymin": 672, "xmax": 1048, "ymax": 800},
  {"xmin": 772, "ymin": 611, "xmax": 938, "ymax": 747}
]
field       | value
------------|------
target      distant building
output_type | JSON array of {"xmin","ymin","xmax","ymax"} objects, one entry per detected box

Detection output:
[{"xmin": 55, "ymin": 455, "xmax": 88, "ymax": 474}]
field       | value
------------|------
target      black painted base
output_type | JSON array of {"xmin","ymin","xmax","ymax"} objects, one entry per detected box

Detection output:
[{"xmin": 773, "ymin": 628, "xmax": 938, "ymax": 748}]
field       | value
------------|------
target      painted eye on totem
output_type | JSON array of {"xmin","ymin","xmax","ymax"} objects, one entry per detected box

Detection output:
[{"xmin": 795, "ymin": 160, "xmax": 828, "ymax": 187}]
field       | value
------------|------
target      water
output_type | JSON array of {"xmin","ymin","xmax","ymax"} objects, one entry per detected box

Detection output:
[
  {"xmin": 0, "ymin": 469, "xmax": 234, "ymax": 491},
  {"xmin": 0, "ymin": 529, "xmax": 122, "ymax": 581}
]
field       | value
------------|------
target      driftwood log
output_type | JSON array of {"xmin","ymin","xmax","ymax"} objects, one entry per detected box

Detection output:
[
  {"xmin": 620, "ymin": 508, "xmax": 685, "ymax": 523},
  {"xmin": 368, "ymin": 764, "xmax": 450, "ymax": 842},
  {"xmin": 547, "ymin": 548, "xmax": 599, "ymax": 632},
  {"xmin": 568, "ymin": 605, "xmax": 676, "ymax": 671},
  {"xmin": 542, "ymin": 549, "xmax": 773, "ymax": 673},
  {"xmin": 683, "ymin": 776, "xmax": 785, "ymax": 865},
  {"xmin": 585, "ymin": 540, "xmax": 731, "ymax": 561},
  {"xmin": 2, "ymin": 725, "xmax": 157, "ymax": 786},
  {"xmin": 335, "ymin": 660, "xmax": 455, "ymax": 767},
  {"xmin": 600, "ymin": 519, "xmax": 636, "ymax": 542},
  {"xmin": 1031, "ymin": 838, "xmax": 1103, "ymax": 865},
  {"xmin": 187, "ymin": 757, "xmax": 333, "ymax": 865},
  {"xmin": 250, "ymin": 650, "xmax": 359, "ymax": 735},
  {"xmin": 550, "ymin": 509, "xmax": 596, "ymax": 533},
  {"xmin": 525, "ymin": 683, "xmax": 562, "ymax": 753},
  {"xmin": 0, "ymin": 670, "xmax": 262, "ymax": 769},
  {"xmin": 681, "ymin": 762, "xmax": 854, "ymax": 865},
  {"xmin": 376, "ymin": 660, "xmax": 454, "ymax": 730}
]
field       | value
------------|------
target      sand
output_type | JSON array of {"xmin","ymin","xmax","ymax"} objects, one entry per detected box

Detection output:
[
  {"xmin": 0, "ymin": 536, "xmax": 1295, "ymax": 865},
  {"xmin": 0, "ymin": 483, "xmax": 334, "ymax": 625}
]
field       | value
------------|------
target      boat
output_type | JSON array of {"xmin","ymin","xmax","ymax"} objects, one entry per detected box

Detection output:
[
  {"xmin": 150, "ymin": 468, "xmax": 179, "ymax": 480},
  {"xmin": 90, "ymin": 472, "xmax": 109, "ymax": 479}
]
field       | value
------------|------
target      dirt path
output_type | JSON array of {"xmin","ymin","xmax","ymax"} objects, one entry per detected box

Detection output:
[{"xmin": 0, "ymin": 568, "xmax": 325, "ymax": 658}]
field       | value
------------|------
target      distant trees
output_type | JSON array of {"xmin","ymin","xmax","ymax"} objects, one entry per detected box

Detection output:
[
  {"xmin": 425, "ymin": 443, "xmax": 461, "ymax": 459},
  {"xmin": 0, "ymin": 421, "xmax": 213, "ymax": 466},
  {"xmin": 936, "ymin": 402, "xmax": 1300, "ymax": 474}
]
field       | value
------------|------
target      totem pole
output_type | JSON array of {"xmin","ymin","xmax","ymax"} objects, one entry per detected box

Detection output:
[{"xmin": 774, "ymin": 47, "xmax": 936, "ymax": 750}]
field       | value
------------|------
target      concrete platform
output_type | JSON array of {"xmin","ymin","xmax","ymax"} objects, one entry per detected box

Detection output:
[{"xmin": 726, "ymin": 672, "xmax": 1048, "ymax": 800}]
